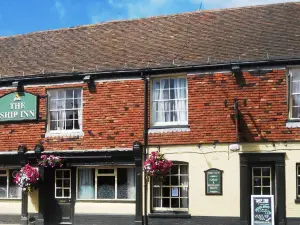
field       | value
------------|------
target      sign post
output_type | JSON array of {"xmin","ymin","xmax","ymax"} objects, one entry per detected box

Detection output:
[
  {"xmin": 251, "ymin": 195, "xmax": 274, "ymax": 225},
  {"xmin": 204, "ymin": 168, "xmax": 223, "ymax": 195},
  {"xmin": 0, "ymin": 92, "xmax": 38, "ymax": 122}
]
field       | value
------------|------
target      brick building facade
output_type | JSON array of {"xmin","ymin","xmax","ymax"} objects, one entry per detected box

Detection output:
[{"xmin": 0, "ymin": 2, "xmax": 300, "ymax": 225}]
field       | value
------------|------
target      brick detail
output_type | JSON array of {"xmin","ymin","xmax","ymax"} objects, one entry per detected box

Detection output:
[{"xmin": 0, "ymin": 69, "xmax": 295, "ymax": 151}]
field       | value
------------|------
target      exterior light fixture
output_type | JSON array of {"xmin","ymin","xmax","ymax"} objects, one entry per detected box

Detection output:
[
  {"xmin": 12, "ymin": 81, "xmax": 24, "ymax": 92},
  {"xmin": 34, "ymin": 144, "xmax": 44, "ymax": 154}
]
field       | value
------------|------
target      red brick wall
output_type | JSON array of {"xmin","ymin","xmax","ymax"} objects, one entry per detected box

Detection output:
[{"xmin": 0, "ymin": 69, "xmax": 294, "ymax": 151}]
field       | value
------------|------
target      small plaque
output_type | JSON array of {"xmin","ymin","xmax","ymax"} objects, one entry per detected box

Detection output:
[{"xmin": 205, "ymin": 168, "xmax": 223, "ymax": 195}]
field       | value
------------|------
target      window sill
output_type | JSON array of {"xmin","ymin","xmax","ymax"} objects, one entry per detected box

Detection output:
[
  {"xmin": 76, "ymin": 199, "xmax": 135, "ymax": 203},
  {"xmin": 148, "ymin": 125, "xmax": 190, "ymax": 134},
  {"xmin": 149, "ymin": 212, "xmax": 191, "ymax": 218},
  {"xmin": 295, "ymin": 199, "xmax": 300, "ymax": 204},
  {"xmin": 45, "ymin": 130, "xmax": 84, "ymax": 138}
]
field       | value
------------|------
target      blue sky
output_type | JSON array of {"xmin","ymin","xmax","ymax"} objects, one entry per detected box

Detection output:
[{"xmin": 0, "ymin": 0, "xmax": 297, "ymax": 36}]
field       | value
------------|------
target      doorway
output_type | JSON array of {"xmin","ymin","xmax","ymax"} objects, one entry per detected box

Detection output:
[
  {"xmin": 43, "ymin": 168, "xmax": 75, "ymax": 225},
  {"xmin": 240, "ymin": 153, "xmax": 286, "ymax": 225}
]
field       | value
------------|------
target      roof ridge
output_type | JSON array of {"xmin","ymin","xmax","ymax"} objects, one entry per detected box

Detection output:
[{"xmin": 0, "ymin": 1, "xmax": 298, "ymax": 39}]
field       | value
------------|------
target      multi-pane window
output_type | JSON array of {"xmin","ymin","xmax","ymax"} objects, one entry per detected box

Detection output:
[
  {"xmin": 252, "ymin": 167, "xmax": 272, "ymax": 195},
  {"xmin": 55, "ymin": 169, "xmax": 71, "ymax": 198},
  {"xmin": 0, "ymin": 169, "xmax": 22, "ymax": 199},
  {"xmin": 297, "ymin": 165, "xmax": 300, "ymax": 198},
  {"xmin": 152, "ymin": 164, "xmax": 188, "ymax": 211},
  {"xmin": 77, "ymin": 168, "xmax": 135, "ymax": 200},
  {"xmin": 290, "ymin": 69, "xmax": 300, "ymax": 119},
  {"xmin": 152, "ymin": 78, "xmax": 188, "ymax": 126},
  {"xmin": 48, "ymin": 89, "xmax": 82, "ymax": 132}
]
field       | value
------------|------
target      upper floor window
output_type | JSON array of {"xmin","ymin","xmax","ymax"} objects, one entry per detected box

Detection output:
[
  {"xmin": 290, "ymin": 69, "xmax": 300, "ymax": 119},
  {"xmin": 47, "ymin": 89, "xmax": 82, "ymax": 133},
  {"xmin": 0, "ymin": 169, "xmax": 22, "ymax": 199},
  {"xmin": 151, "ymin": 77, "xmax": 188, "ymax": 126}
]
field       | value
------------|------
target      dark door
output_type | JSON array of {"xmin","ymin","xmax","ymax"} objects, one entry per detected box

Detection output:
[
  {"xmin": 44, "ymin": 168, "xmax": 75, "ymax": 225},
  {"xmin": 250, "ymin": 164, "xmax": 276, "ymax": 225}
]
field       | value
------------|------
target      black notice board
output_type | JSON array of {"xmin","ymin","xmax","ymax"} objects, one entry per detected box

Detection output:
[
  {"xmin": 204, "ymin": 168, "xmax": 223, "ymax": 195},
  {"xmin": 251, "ymin": 195, "xmax": 274, "ymax": 225}
]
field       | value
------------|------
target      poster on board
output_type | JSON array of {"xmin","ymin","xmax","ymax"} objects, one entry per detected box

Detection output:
[{"xmin": 251, "ymin": 195, "xmax": 274, "ymax": 225}]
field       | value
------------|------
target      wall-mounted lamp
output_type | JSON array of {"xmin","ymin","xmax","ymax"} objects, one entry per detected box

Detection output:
[
  {"xmin": 34, "ymin": 144, "xmax": 44, "ymax": 154},
  {"xmin": 197, "ymin": 144, "xmax": 202, "ymax": 149},
  {"xmin": 157, "ymin": 146, "xmax": 160, "ymax": 152},
  {"xmin": 231, "ymin": 65, "xmax": 241, "ymax": 74},
  {"xmin": 212, "ymin": 141, "xmax": 217, "ymax": 149},
  {"xmin": 12, "ymin": 81, "xmax": 24, "ymax": 92},
  {"xmin": 17, "ymin": 144, "xmax": 28, "ymax": 154},
  {"xmin": 83, "ymin": 75, "xmax": 95, "ymax": 91}
]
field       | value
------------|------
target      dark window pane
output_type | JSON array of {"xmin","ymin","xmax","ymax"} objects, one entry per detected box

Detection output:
[
  {"xmin": 66, "ymin": 110, "xmax": 74, "ymax": 120},
  {"xmin": 170, "ymin": 79, "xmax": 175, "ymax": 89},
  {"xmin": 56, "ymin": 179, "xmax": 62, "ymax": 188},
  {"xmin": 153, "ymin": 188, "xmax": 161, "ymax": 198},
  {"xmin": 163, "ymin": 79, "xmax": 169, "ymax": 89},
  {"xmin": 50, "ymin": 111, "xmax": 58, "ymax": 121},
  {"xmin": 298, "ymin": 186, "xmax": 300, "ymax": 195},
  {"xmin": 253, "ymin": 168, "xmax": 261, "ymax": 176},
  {"xmin": 0, "ymin": 177, "xmax": 7, "ymax": 198},
  {"xmin": 56, "ymin": 189, "xmax": 62, "ymax": 197},
  {"xmin": 180, "ymin": 187, "xmax": 188, "ymax": 198},
  {"xmin": 292, "ymin": 106, "xmax": 300, "ymax": 118},
  {"xmin": 263, "ymin": 187, "xmax": 270, "ymax": 195},
  {"xmin": 262, "ymin": 168, "xmax": 270, "ymax": 176},
  {"xmin": 171, "ymin": 165, "xmax": 179, "ymax": 175},
  {"xmin": 66, "ymin": 120, "xmax": 73, "ymax": 130},
  {"xmin": 162, "ymin": 177, "xmax": 170, "ymax": 186},
  {"xmin": 66, "ymin": 89, "xmax": 73, "ymax": 99},
  {"xmin": 0, "ymin": 170, "xmax": 6, "ymax": 175},
  {"xmin": 298, "ymin": 166, "xmax": 300, "ymax": 176},
  {"xmin": 153, "ymin": 198, "xmax": 161, "ymax": 207},
  {"xmin": 162, "ymin": 198, "xmax": 170, "ymax": 208},
  {"xmin": 263, "ymin": 178, "xmax": 270, "ymax": 186},
  {"xmin": 180, "ymin": 198, "xmax": 188, "ymax": 208},
  {"xmin": 298, "ymin": 177, "xmax": 300, "ymax": 186},
  {"xmin": 66, "ymin": 99, "xmax": 73, "ymax": 109},
  {"xmin": 74, "ymin": 120, "xmax": 80, "ymax": 130},
  {"xmin": 56, "ymin": 171, "xmax": 63, "ymax": 178},
  {"xmin": 171, "ymin": 176, "xmax": 179, "ymax": 185},
  {"xmin": 162, "ymin": 187, "xmax": 170, "ymax": 197},
  {"xmin": 117, "ymin": 168, "xmax": 128, "ymax": 199},
  {"xmin": 64, "ymin": 170, "xmax": 70, "ymax": 178},
  {"xmin": 253, "ymin": 178, "xmax": 261, "ymax": 186},
  {"xmin": 180, "ymin": 165, "xmax": 188, "ymax": 175},
  {"xmin": 63, "ymin": 180, "xmax": 70, "ymax": 188},
  {"xmin": 74, "ymin": 99, "xmax": 81, "ymax": 108},
  {"xmin": 180, "ymin": 176, "xmax": 188, "ymax": 185},
  {"xmin": 64, "ymin": 189, "xmax": 70, "ymax": 197},
  {"xmin": 171, "ymin": 198, "xmax": 179, "ymax": 208},
  {"xmin": 97, "ymin": 176, "xmax": 115, "ymax": 199},
  {"xmin": 170, "ymin": 89, "xmax": 175, "ymax": 99},
  {"xmin": 74, "ymin": 89, "xmax": 81, "ymax": 99},
  {"xmin": 253, "ymin": 187, "xmax": 261, "ymax": 195},
  {"xmin": 50, "ymin": 121, "xmax": 57, "ymax": 130},
  {"xmin": 74, "ymin": 110, "xmax": 79, "ymax": 119}
]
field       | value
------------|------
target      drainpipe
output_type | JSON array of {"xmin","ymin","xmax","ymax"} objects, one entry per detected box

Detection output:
[{"xmin": 143, "ymin": 72, "xmax": 149, "ymax": 225}]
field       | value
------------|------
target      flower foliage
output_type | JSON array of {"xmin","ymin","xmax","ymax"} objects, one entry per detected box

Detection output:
[
  {"xmin": 144, "ymin": 151, "xmax": 172, "ymax": 182},
  {"xmin": 14, "ymin": 164, "xmax": 39, "ymax": 192},
  {"xmin": 38, "ymin": 154, "xmax": 63, "ymax": 168}
]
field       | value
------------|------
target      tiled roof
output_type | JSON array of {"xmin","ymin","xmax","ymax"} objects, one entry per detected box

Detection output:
[{"xmin": 0, "ymin": 2, "xmax": 300, "ymax": 79}]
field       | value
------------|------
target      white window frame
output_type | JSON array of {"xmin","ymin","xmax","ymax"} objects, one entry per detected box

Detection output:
[
  {"xmin": 55, "ymin": 169, "xmax": 72, "ymax": 199},
  {"xmin": 152, "ymin": 164, "xmax": 189, "ymax": 212},
  {"xmin": 76, "ymin": 166, "xmax": 136, "ymax": 201},
  {"xmin": 0, "ymin": 169, "xmax": 22, "ymax": 199},
  {"xmin": 151, "ymin": 76, "xmax": 188, "ymax": 127},
  {"xmin": 252, "ymin": 167, "xmax": 272, "ymax": 195},
  {"xmin": 46, "ymin": 88, "xmax": 83, "ymax": 137},
  {"xmin": 289, "ymin": 68, "xmax": 300, "ymax": 120}
]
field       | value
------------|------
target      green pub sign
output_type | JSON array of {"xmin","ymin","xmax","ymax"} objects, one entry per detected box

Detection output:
[
  {"xmin": 205, "ymin": 168, "xmax": 223, "ymax": 195},
  {"xmin": 0, "ymin": 92, "xmax": 38, "ymax": 122}
]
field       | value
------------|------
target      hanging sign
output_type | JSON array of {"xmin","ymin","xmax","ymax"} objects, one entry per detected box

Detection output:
[
  {"xmin": 205, "ymin": 168, "xmax": 223, "ymax": 195},
  {"xmin": 251, "ymin": 195, "xmax": 274, "ymax": 225},
  {"xmin": 0, "ymin": 92, "xmax": 38, "ymax": 122}
]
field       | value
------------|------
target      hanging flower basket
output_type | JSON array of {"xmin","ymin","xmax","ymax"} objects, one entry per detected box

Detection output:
[
  {"xmin": 14, "ymin": 164, "xmax": 39, "ymax": 192},
  {"xmin": 144, "ymin": 151, "xmax": 173, "ymax": 183},
  {"xmin": 38, "ymin": 154, "xmax": 63, "ymax": 168}
]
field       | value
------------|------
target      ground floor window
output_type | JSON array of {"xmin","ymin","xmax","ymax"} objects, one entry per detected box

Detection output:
[
  {"xmin": 0, "ymin": 169, "xmax": 22, "ymax": 199},
  {"xmin": 252, "ymin": 167, "xmax": 272, "ymax": 195},
  {"xmin": 297, "ymin": 164, "xmax": 300, "ymax": 198},
  {"xmin": 77, "ymin": 167, "xmax": 135, "ymax": 200},
  {"xmin": 152, "ymin": 163, "xmax": 188, "ymax": 211}
]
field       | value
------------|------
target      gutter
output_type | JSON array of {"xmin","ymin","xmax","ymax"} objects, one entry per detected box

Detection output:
[{"xmin": 1, "ymin": 57, "xmax": 300, "ymax": 84}]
